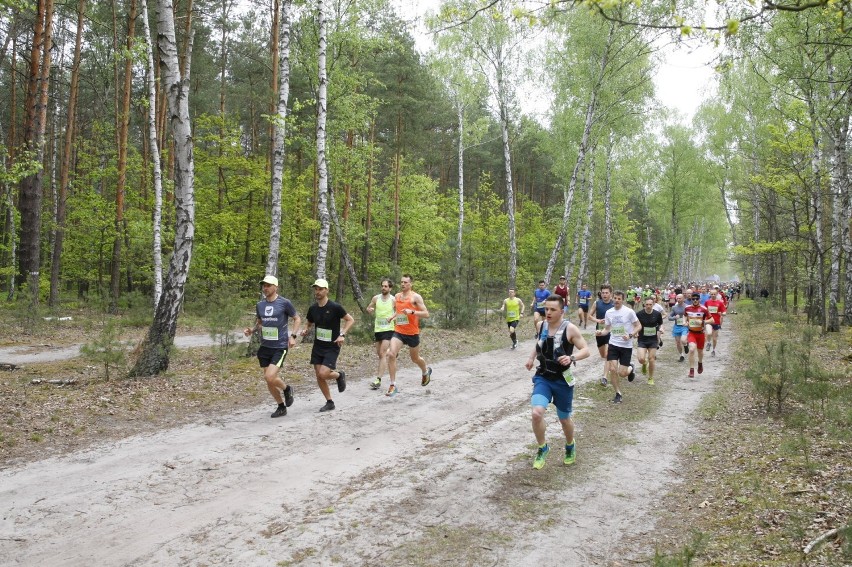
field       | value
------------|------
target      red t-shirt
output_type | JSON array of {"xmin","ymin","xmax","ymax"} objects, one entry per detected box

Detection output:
[
  {"xmin": 684, "ymin": 304, "xmax": 712, "ymax": 333},
  {"xmin": 554, "ymin": 284, "xmax": 569, "ymax": 303},
  {"xmin": 704, "ymin": 299, "xmax": 726, "ymax": 325}
]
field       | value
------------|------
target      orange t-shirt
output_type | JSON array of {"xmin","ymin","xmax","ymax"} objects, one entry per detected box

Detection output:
[{"xmin": 394, "ymin": 293, "xmax": 420, "ymax": 336}]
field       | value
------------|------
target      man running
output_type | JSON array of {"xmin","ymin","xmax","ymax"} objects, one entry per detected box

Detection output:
[
  {"xmin": 499, "ymin": 287, "xmax": 525, "ymax": 349},
  {"xmin": 301, "ymin": 278, "xmax": 355, "ymax": 412},
  {"xmin": 590, "ymin": 283, "xmax": 614, "ymax": 385},
  {"xmin": 576, "ymin": 282, "xmax": 593, "ymax": 328},
  {"xmin": 244, "ymin": 275, "xmax": 301, "ymax": 418},
  {"xmin": 636, "ymin": 297, "xmax": 663, "ymax": 385},
  {"xmin": 684, "ymin": 292, "xmax": 712, "ymax": 378},
  {"xmin": 365, "ymin": 278, "xmax": 395, "ymax": 390},
  {"xmin": 553, "ymin": 275, "xmax": 570, "ymax": 313},
  {"xmin": 532, "ymin": 280, "xmax": 551, "ymax": 328},
  {"xmin": 704, "ymin": 287, "xmax": 727, "ymax": 356},
  {"xmin": 524, "ymin": 295, "xmax": 590, "ymax": 469},
  {"xmin": 668, "ymin": 294, "xmax": 689, "ymax": 362},
  {"xmin": 596, "ymin": 290, "xmax": 641, "ymax": 403},
  {"xmin": 385, "ymin": 274, "xmax": 432, "ymax": 396}
]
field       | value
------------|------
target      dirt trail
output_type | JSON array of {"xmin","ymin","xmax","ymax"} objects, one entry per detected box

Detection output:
[{"xmin": 0, "ymin": 327, "xmax": 730, "ymax": 566}]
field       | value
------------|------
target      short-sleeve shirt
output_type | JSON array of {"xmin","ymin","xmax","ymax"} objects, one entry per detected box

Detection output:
[
  {"xmin": 533, "ymin": 288, "xmax": 550, "ymax": 311},
  {"xmin": 577, "ymin": 289, "xmax": 593, "ymax": 306},
  {"xmin": 307, "ymin": 300, "xmax": 348, "ymax": 348},
  {"xmin": 684, "ymin": 304, "xmax": 712, "ymax": 333},
  {"xmin": 704, "ymin": 299, "xmax": 726, "ymax": 325},
  {"xmin": 637, "ymin": 309, "xmax": 663, "ymax": 337},
  {"xmin": 256, "ymin": 296, "xmax": 297, "ymax": 349},
  {"xmin": 669, "ymin": 303, "xmax": 688, "ymax": 327},
  {"xmin": 605, "ymin": 306, "xmax": 639, "ymax": 348}
]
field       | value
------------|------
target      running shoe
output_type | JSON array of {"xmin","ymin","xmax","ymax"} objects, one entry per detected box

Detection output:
[
  {"xmin": 283, "ymin": 385, "xmax": 294, "ymax": 407},
  {"xmin": 600, "ymin": 376, "xmax": 608, "ymax": 386},
  {"xmin": 659, "ymin": 339, "xmax": 663, "ymax": 348},
  {"xmin": 698, "ymin": 362, "xmax": 703, "ymax": 374},
  {"xmin": 511, "ymin": 342, "xmax": 517, "ymax": 350},
  {"xmin": 422, "ymin": 367, "xmax": 432, "ymax": 386},
  {"xmin": 369, "ymin": 377, "xmax": 381, "ymax": 390},
  {"xmin": 641, "ymin": 361, "xmax": 647, "ymax": 374},
  {"xmin": 563, "ymin": 442, "xmax": 576, "ymax": 466},
  {"xmin": 271, "ymin": 404, "xmax": 287, "ymax": 418},
  {"xmin": 711, "ymin": 350, "xmax": 716, "ymax": 356},
  {"xmin": 613, "ymin": 392, "xmax": 623, "ymax": 404},
  {"xmin": 627, "ymin": 365, "xmax": 636, "ymax": 382},
  {"xmin": 533, "ymin": 444, "xmax": 550, "ymax": 469},
  {"xmin": 386, "ymin": 384, "xmax": 398, "ymax": 397},
  {"xmin": 688, "ymin": 368, "xmax": 695, "ymax": 378},
  {"xmin": 319, "ymin": 400, "xmax": 335, "ymax": 412},
  {"xmin": 679, "ymin": 355, "xmax": 685, "ymax": 362},
  {"xmin": 705, "ymin": 342, "xmax": 711, "ymax": 352},
  {"xmin": 647, "ymin": 377, "xmax": 655, "ymax": 386},
  {"xmin": 336, "ymin": 371, "xmax": 347, "ymax": 393},
  {"xmin": 684, "ymin": 345, "xmax": 689, "ymax": 355}
]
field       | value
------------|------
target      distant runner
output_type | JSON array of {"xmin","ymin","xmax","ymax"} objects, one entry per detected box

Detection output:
[
  {"xmin": 553, "ymin": 275, "xmax": 570, "ymax": 313},
  {"xmin": 590, "ymin": 284, "xmax": 615, "ymax": 385},
  {"xmin": 532, "ymin": 280, "xmax": 551, "ymax": 329},
  {"xmin": 576, "ymin": 283, "xmax": 593, "ymax": 328},
  {"xmin": 668, "ymin": 294, "xmax": 689, "ymax": 362},
  {"xmin": 385, "ymin": 274, "xmax": 432, "ymax": 396},
  {"xmin": 499, "ymin": 287, "xmax": 525, "ymax": 349},
  {"xmin": 597, "ymin": 290, "xmax": 640, "ymax": 404},
  {"xmin": 704, "ymin": 287, "xmax": 727, "ymax": 356},
  {"xmin": 365, "ymin": 279, "xmax": 395, "ymax": 390},
  {"xmin": 684, "ymin": 292, "xmax": 712, "ymax": 378},
  {"xmin": 525, "ymin": 294, "xmax": 590, "ymax": 469}
]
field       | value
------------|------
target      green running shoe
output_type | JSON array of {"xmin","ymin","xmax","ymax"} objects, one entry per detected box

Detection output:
[
  {"xmin": 533, "ymin": 444, "xmax": 550, "ymax": 469},
  {"xmin": 369, "ymin": 377, "xmax": 381, "ymax": 390},
  {"xmin": 563, "ymin": 442, "xmax": 576, "ymax": 465}
]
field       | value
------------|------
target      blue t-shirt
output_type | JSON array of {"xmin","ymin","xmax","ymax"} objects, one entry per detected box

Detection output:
[
  {"xmin": 577, "ymin": 290, "xmax": 593, "ymax": 306},
  {"xmin": 256, "ymin": 296, "xmax": 297, "ymax": 349},
  {"xmin": 699, "ymin": 293, "xmax": 710, "ymax": 306},
  {"xmin": 533, "ymin": 288, "xmax": 550, "ymax": 311}
]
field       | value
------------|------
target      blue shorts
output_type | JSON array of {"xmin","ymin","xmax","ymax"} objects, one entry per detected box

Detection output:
[
  {"xmin": 672, "ymin": 325, "xmax": 688, "ymax": 338},
  {"xmin": 531, "ymin": 375, "xmax": 574, "ymax": 420}
]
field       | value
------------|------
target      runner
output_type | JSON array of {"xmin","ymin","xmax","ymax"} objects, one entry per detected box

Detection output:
[
  {"xmin": 652, "ymin": 293, "xmax": 667, "ymax": 348},
  {"xmin": 301, "ymin": 278, "xmax": 355, "ymax": 412},
  {"xmin": 636, "ymin": 297, "xmax": 663, "ymax": 385},
  {"xmin": 244, "ymin": 275, "xmax": 301, "ymax": 418},
  {"xmin": 704, "ymin": 287, "xmax": 727, "ymax": 356},
  {"xmin": 365, "ymin": 278, "xmax": 395, "ymax": 390},
  {"xmin": 576, "ymin": 283, "xmax": 593, "ymax": 328},
  {"xmin": 524, "ymin": 294, "xmax": 590, "ymax": 469},
  {"xmin": 596, "ymin": 290, "xmax": 641, "ymax": 403},
  {"xmin": 532, "ymin": 280, "xmax": 551, "ymax": 329},
  {"xmin": 385, "ymin": 274, "xmax": 432, "ymax": 396},
  {"xmin": 590, "ymin": 283, "xmax": 615, "ymax": 385},
  {"xmin": 499, "ymin": 287, "xmax": 525, "ymax": 349},
  {"xmin": 553, "ymin": 275, "xmax": 570, "ymax": 313},
  {"xmin": 668, "ymin": 294, "xmax": 689, "ymax": 362},
  {"xmin": 684, "ymin": 292, "xmax": 712, "ymax": 378}
]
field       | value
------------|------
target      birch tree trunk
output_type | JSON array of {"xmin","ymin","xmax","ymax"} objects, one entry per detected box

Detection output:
[
  {"xmin": 129, "ymin": 0, "xmax": 195, "ymax": 377},
  {"xmin": 806, "ymin": 101, "xmax": 825, "ymax": 326},
  {"xmin": 49, "ymin": 0, "xmax": 85, "ymax": 307},
  {"xmin": 328, "ymin": 183, "xmax": 365, "ymax": 311},
  {"xmin": 826, "ymin": 56, "xmax": 848, "ymax": 331},
  {"xmin": 567, "ymin": 162, "xmax": 586, "ymax": 280},
  {"xmin": 577, "ymin": 153, "xmax": 595, "ymax": 290},
  {"xmin": 604, "ymin": 134, "xmax": 613, "ymax": 283},
  {"xmin": 314, "ymin": 0, "xmax": 330, "ymax": 279},
  {"xmin": 140, "ymin": 0, "xmax": 164, "ymax": 308},
  {"xmin": 266, "ymin": 0, "xmax": 291, "ymax": 277},
  {"xmin": 456, "ymin": 100, "xmax": 464, "ymax": 273},
  {"xmin": 494, "ymin": 54, "xmax": 517, "ymax": 287}
]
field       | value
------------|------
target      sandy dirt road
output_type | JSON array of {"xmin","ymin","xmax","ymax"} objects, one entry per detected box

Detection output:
[{"xmin": 0, "ymin": 327, "xmax": 730, "ymax": 566}]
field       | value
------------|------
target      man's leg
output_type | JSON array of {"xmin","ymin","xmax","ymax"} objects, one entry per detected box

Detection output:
[
  {"xmin": 408, "ymin": 344, "xmax": 428, "ymax": 374},
  {"xmin": 559, "ymin": 416, "xmax": 575, "ymax": 447},
  {"xmin": 264, "ymin": 364, "xmax": 286, "ymax": 404},
  {"xmin": 532, "ymin": 405, "xmax": 548, "ymax": 445},
  {"xmin": 376, "ymin": 339, "xmax": 389, "ymax": 378},
  {"xmin": 386, "ymin": 337, "xmax": 403, "ymax": 389},
  {"xmin": 314, "ymin": 364, "xmax": 334, "ymax": 400}
]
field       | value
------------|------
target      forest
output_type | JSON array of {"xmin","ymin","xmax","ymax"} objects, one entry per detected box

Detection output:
[{"xmin": 1, "ymin": 0, "xmax": 850, "ymax": 373}]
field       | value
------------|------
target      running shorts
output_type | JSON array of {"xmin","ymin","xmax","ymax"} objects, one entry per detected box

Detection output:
[
  {"xmin": 374, "ymin": 330, "xmax": 394, "ymax": 342},
  {"xmin": 310, "ymin": 344, "xmax": 340, "ymax": 369},
  {"xmin": 687, "ymin": 332, "xmax": 706, "ymax": 350},
  {"xmin": 606, "ymin": 344, "xmax": 632, "ymax": 367},
  {"xmin": 531, "ymin": 375, "xmax": 573, "ymax": 420},
  {"xmin": 257, "ymin": 346, "xmax": 287, "ymax": 368},
  {"xmin": 392, "ymin": 332, "xmax": 420, "ymax": 348}
]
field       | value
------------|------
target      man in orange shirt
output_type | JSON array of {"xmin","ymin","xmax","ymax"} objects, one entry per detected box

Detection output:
[{"xmin": 384, "ymin": 274, "xmax": 432, "ymax": 396}]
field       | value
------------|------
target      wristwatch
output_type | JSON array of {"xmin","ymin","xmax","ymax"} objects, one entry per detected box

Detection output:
[
  {"xmin": 291, "ymin": 333, "xmax": 297, "ymax": 338},
  {"xmin": 339, "ymin": 333, "xmax": 346, "ymax": 337}
]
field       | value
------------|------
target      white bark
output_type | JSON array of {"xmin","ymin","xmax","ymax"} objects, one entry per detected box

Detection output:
[
  {"xmin": 327, "ymin": 183, "xmax": 365, "ymax": 311},
  {"xmin": 577, "ymin": 152, "xmax": 595, "ymax": 289},
  {"xmin": 314, "ymin": 0, "xmax": 330, "ymax": 279},
  {"xmin": 826, "ymin": 56, "xmax": 848, "ymax": 331},
  {"xmin": 496, "ymin": 56, "xmax": 516, "ymax": 288},
  {"xmin": 808, "ymin": 100, "xmax": 825, "ymax": 326},
  {"xmin": 266, "ymin": 0, "xmax": 291, "ymax": 278},
  {"xmin": 604, "ymin": 134, "xmax": 613, "ymax": 283},
  {"xmin": 456, "ymin": 100, "xmax": 464, "ymax": 271},
  {"xmin": 141, "ymin": 0, "xmax": 164, "ymax": 309},
  {"xmin": 129, "ymin": 0, "xmax": 195, "ymax": 376}
]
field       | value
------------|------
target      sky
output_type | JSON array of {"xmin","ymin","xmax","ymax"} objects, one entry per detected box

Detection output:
[{"xmin": 391, "ymin": 0, "xmax": 718, "ymax": 122}]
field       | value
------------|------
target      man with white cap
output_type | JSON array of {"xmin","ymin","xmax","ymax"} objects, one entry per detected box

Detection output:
[
  {"xmin": 300, "ymin": 278, "xmax": 355, "ymax": 412},
  {"xmin": 244, "ymin": 274, "xmax": 301, "ymax": 418}
]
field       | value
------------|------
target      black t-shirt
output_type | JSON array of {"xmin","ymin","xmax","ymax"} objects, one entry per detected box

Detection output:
[
  {"xmin": 307, "ymin": 300, "xmax": 348, "ymax": 349},
  {"xmin": 636, "ymin": 310, "xmax": 663, "ymax": 340}
]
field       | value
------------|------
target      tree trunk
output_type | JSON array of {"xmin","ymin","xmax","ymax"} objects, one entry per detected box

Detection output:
[
  {"xmin": 496, "ymin": 57, "xmax": 517, "ymax": 288},
  {"xmin": 110, "ymin": 0, "xmax": 138, "ymax": 313},
  {"xmin": 266, "ymin": 0, "xmax": 291, "ymax": 278},
  {"xmin": 328, "ymin": 182, "xmax": 365, "ymax": 311},
  {"xmin": 456, "ymin": 100, "xmax": 464, "ymax": 273},
  {"xmin": 604, "ymin": 133, "xmax": 613, "ymax": 283},
  {"xmin": 49, "ymin": 0, "xmax": 84, "ymax": 308},
  {"xmin": 314, "ymin": 0, "xmax": 330, "ymax": 279},
  {"xmin": 577, "ymin": 152, "xmax": 595, "ymax": 290},
  {"xmin": 129, "ymin": 0, "xmax": 195, "ymax": 377},
  {"xmin": 360, "ymin": 120, "xmax": 374, "ymax": 280}
]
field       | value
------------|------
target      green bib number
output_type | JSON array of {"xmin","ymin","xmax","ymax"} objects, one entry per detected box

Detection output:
[
  {"xmin": 316, "ymin": 327, "xmax": 332, "ymax": 342},
  {"xmin": 395, "ymin": 313, "xmax": 409, "ymax": 325},
  {"xmin": 261, "ymin": 327, "xmax": 279, "ymax": 341},
  {"xmin": 612, "ymin": 325, "xmax": 626, "ymax": 336},
  {"xmin": 507, "ymin": 310, "xmax": 518, "ymax": 319},
  {"xmin": 643, "ymin": 327, "xmax": 657, "ymax": 337}
]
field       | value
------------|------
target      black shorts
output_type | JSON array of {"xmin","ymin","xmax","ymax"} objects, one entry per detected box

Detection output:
[
  {"xmin": 606, "ymin": 344, "xmax": 633, "ymax": 366},
  {"xmin": 578, "ymin": 304, "xmax": 589, "ymax": 312},
  {"xmin": 711, "ymin": 324, "xmax": 721, "ymax": 331},
  {"xmin": 596, "ymin": 333, "xmax": 610, "ymax": 348},
  {"xmin": 374, "ymin": 330, "xmax": 394, "ymax": 342},
  {"xmin": 257, "ymin": 346, "xmax": 287, "ymax": 368},
  {"xmin": 534, "ymin": 308, "xmax": 546, "ymax": 316},
  {"xmin": 393, "ymin": 332, "xmax": 420, "ymax": 348},
  {"xmin": 310, "ymin": 344, "xmax": 340, "ymax": 369},
  {"xmin": 637, "ymin": 337, "xmax": 659, "ymax": 350},
  {"xmin": 507, "ymin": 320, "xmax": 519, "ymax": 329}
]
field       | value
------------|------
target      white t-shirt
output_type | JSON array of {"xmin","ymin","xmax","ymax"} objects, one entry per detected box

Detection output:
[{"xmin": 605, "ymin": 306, "xmax": 639, "ymax": 348}]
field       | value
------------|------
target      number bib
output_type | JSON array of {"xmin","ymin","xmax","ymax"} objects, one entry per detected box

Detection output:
[
  {"xmin": 708, "ymin": 306, "xmax": 718, "ymax": 314},
  {"xmin": 395, "ymin": 313, "xmax": 409, "ymax": 325},
  {"xmin": 579, "ymin": 298, "xmax": 587, "ymax": 305},
  {"xmin": 676, "ymin": 316, "xmax": 686, "ymax": 326},
  {"xmin": 261, "ymin": 327, "xmax": 279, "ymax": 341},
  {"xmin": 316, "ymin": 327, "xmax": 333, "ymax": 342},
  {"xmin": 612, "ymin": 325, "xmax": 626, "ymax": 336},
  {"xmin": 507, "ymin": 310, "xmax": 518, "ymax": 319},
  {"xmin": 643, "ymin": 327, "xmax": 657, "ymax": 337},
  {"xmin": 687, "ymin": 316, "xmax": 704, "ymax": 330}
]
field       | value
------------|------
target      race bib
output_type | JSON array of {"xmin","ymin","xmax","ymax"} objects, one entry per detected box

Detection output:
[
  {"xmin": 562, "ymin": 367, "xmax": 575, "ymax": 387},
  {"xmin": 687, "ymin": 316, "xmax": 703, "ymax": 330},
  {"xmin": 612, "ymin": 325, "xmax": 626, "ymax": 336},
  {"xmin": 395, "ymin": 313, "xmax": 409, "ymax": 325},
  {"xmin": 708, "ymin": 306, "xmax": 718, "ymax": 314},
  {"xmin": 676, "ymin": 316, "xmax": 686, "ymax": 326},
  {"xmin": 536, "ymin": 301, "xmax": 545, "ymax": 308},
  {"xmin": 316, "ymin": 327, "xmax": 333, "ymax": 341},
  {"xmin": 579, "ymin": 298, "xmax": 587, "ymax": 305},
  {"xmin": 507, "ymin": 310, "xmax": 518, "ymax": 319},
  {"xmin": 643, "ymin": 327, "xmax": 657, "ymax": 337},
  {"xmin": 261, "ymin": 327, "xmax": 279, "ymax": 341},
  {"xmin": 596, "ymin": 322, "xmax": 605, "ymax": 331}
]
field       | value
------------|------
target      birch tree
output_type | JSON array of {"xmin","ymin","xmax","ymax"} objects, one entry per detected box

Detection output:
[
  {"xmin": 314, "ymin": 0, "xmax": 330, "ymax": 278},
  {"xmin": 129, "ymin": 0, "xmax": 195, "ymax": 376}
]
